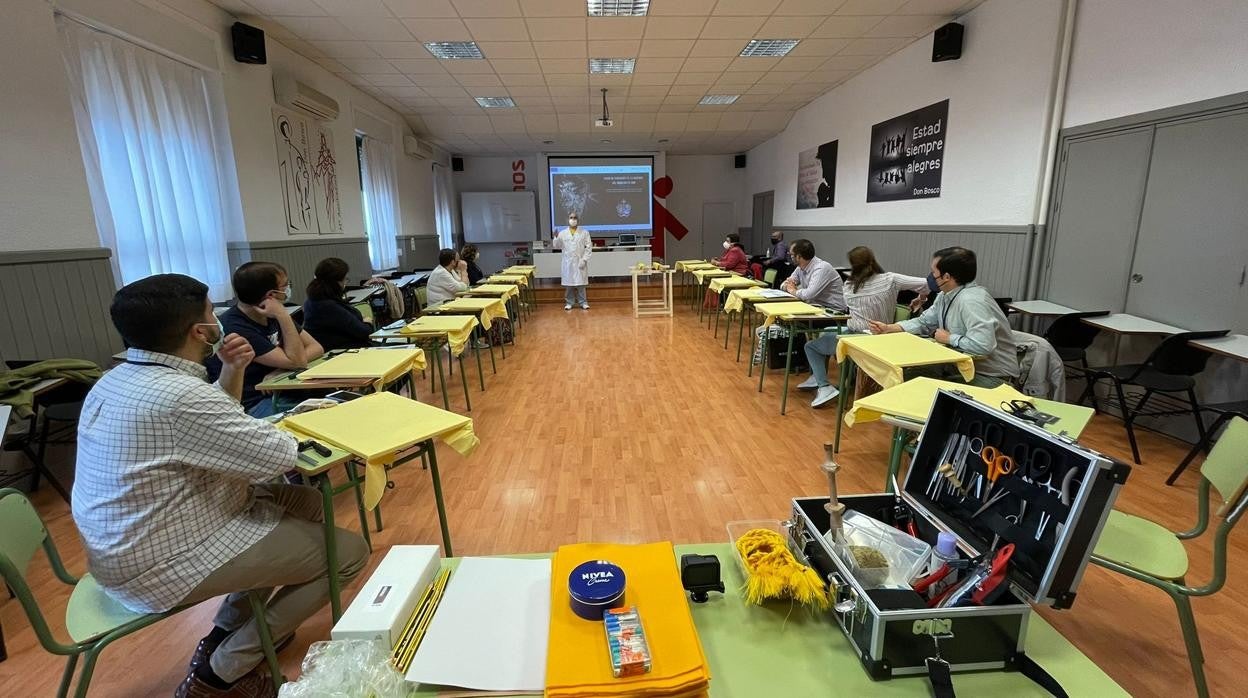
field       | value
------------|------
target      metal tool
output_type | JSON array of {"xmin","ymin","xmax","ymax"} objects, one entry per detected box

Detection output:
[
  {"xmin": 971, "ymin": 489, "xmax": 1010, "ymax": 518},
  {"xmin": 928, "ymin": 435, "xmax": 961, "ymax": 499},
  {"xmin": 891, "ymin": 475, "xmax": 919, "ymax": 537},
  {"xmin": 937, "ymin": 463, "xmax": 969, "ymax": 498},
  {"xmin": 981, "ymin": 446, "xmax": 1014, "ymax": 498}
]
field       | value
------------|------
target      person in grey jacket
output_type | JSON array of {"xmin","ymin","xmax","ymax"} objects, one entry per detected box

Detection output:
[{"xmin": 868, "ymin": 247, "xmax": 1018, "ymax": 387}]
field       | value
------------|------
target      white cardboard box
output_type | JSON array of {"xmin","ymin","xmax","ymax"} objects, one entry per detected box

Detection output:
[{"xmin": 331, "ymin": 545, "xmax": 441, "ymax": 647}]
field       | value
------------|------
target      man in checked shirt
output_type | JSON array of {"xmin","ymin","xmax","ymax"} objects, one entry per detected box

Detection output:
[{"xmin": 72, "ymin": 274, "xmax": 369, "ymax": 698}]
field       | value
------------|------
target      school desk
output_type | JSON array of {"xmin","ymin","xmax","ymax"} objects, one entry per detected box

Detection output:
[
  {"xmin": 721, "ymin": 288, "xmax": 794, "ymax": 360},
  {"xmin": 462, "ymin": 284, "xmax": 525, "ymax": 327},
  {"xmin": 371, "ymin": 315, "xmax": 483, "ymax": 411},
  {"xmin": 706, "ymin": 276, "xmax": 766, "ymax": 333},
  {"xmin": 749, "ymin": 302, "xmax": 850, "ymax": 414},
  {"xmin": 426, "ymin": 298, "xmax": 510, "ymax": 373}
]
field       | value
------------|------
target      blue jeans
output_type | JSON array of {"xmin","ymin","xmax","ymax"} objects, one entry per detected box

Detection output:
[
  {"xmin": 246, "ymin": 397, "xmax": 277, "ymax": 418},
  {"xmin": 564, "ymin": 286, "xmax": 587, "ymax": 306},
  {"xmin": 803, "ymin": 332, "xmax": 841, "ymax": 387}
]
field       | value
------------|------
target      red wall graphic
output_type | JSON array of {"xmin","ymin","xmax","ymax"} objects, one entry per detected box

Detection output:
[{"xmin": 652, "ymin": 175, "xmax": 687, "ymax": 260}]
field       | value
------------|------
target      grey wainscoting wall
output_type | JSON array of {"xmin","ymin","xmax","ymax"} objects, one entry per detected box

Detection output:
[
  {"xmin": 397, "ymin": 235, "xmax": 440, "ymax": 271},
  {"xmin": 0, "ymin": 248, "xmax": 121, "ymax": 365},
  {"xmin": 227, "ymin": 237, "xmax": 372, "ymax": 303},
  {"xmin": 772, "ymin": 225, "xmax": 1036, "ymax": 299}
]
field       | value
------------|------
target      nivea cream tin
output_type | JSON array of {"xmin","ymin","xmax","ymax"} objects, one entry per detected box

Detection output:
[{"xmin": 568, "ymin": 560, "xmax": 626, "ymax": 621}]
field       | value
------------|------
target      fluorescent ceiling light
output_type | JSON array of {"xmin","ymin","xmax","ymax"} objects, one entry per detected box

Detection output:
[
  {"xmin": 699, "ymin": 94, "xmax": 739, "ymax": 105},
  {"xmin": 589, "ymin": 58, "xmax": 635, "ymax": 74},
  {"xmin": 475, "ymin": 96, "xmax": 516, "ymax": 108},
  {"xmin": 425, "ymin": 41, "xmax": 484, "ymax": 59},
  {"xmin": 588, "ymin": 0, "xmax": 649, "ymax": 16},
  {"xmin": 739, "ymin": 39, "xmax": 800, "ymax": 57}
]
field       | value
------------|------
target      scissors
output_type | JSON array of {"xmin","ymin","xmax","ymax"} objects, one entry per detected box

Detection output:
[
  {"xmin": 1001, "ymin": 399, "xmax": 1035, "ymax": 418},
  {"xmin": 981, "ymin": 445, "xmax": 1014, "ymax": 497}
]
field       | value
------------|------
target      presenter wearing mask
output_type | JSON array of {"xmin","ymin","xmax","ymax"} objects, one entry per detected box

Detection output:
[{"xmin": 553, "ymin": 212, "xmax": 592, "ymax": 310}]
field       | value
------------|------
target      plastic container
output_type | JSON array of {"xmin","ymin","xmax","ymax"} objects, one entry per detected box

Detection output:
[
  {"xmin": 568, "ymin": 560, "xmax": 626, "ymax": 620},
  {"xmin": 825, "ymin": 510, "xmax": 932, "ymax": 589}
]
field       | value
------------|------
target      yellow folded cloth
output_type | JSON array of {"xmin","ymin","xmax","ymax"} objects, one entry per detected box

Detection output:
[
  {"xmin": 756, "ymin": 301, "xmax": 829, "ymax": 327},
  {"xmin": 437, "ymin": 297, "xmax": 509, "ymax": 330},
  {"xmin": 836, "ymin": 332, "xmax": 975, "ymax": 389},
  {"xmin": 400, "ymin": 315, "xmax": 480, "ymax": 356},
  {"xmin": 545, "ymin": 542, "xmax": 709, "ymax": 698},
  {"xmin": 281, "ymin": 392, "xmax": 478, "ymax": 508},
  {"xmin": 296, "ymin": 348, "xmax": 425, "ymax": 391}
]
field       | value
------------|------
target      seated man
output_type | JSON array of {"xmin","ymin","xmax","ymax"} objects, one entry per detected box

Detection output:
[
  {"xmin": 426, "ymin": 248, "xmax": 469, "ymax": 308},
  {"xmin": 208, "ymin": 261, "xmax": 323, "ymax": 417},
  {"xmin": 73, "ymin": 274, "xmax": 368, "ymax": 698},
  {"xmin": 752, "ymin": 239, "xmax": 846, "ymax": 364},
  {"xmin": 752, "ymin": 230, "xmax": 794, "ymax": 286},
  {"xmin": 867, "ymin": 247, "xmax": 1019, "ymax": 387}
]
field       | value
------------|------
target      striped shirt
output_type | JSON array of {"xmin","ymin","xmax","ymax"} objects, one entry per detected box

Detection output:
[
  {"xmin": 72, "ymin": 348, "xmax": 298, "ymax": 613},
  {"xmin": 844, "ymin": 271, "xmax": 930, "ymax": 332}
]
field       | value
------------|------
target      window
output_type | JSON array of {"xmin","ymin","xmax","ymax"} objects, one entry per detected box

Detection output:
[
  {"xmin": 357, "ymin": 135, "xmax": 400, "ymax": 272},
  {"xmin": 57, "ymin": 15, "xmax": 241, "ymax": 300}
]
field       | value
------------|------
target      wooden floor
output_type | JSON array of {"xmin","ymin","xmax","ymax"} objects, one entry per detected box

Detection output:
[{"xmin": 2, "ymin": 302, "xmax": 1245, "ymax": 697}]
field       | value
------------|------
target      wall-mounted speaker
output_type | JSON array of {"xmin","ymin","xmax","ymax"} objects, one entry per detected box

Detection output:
[
  {"xmin": 451, "ymin": 156, "xmax": 464, "ymax": 172},
  {"xmin": 734, "ymin": 154, "xmax": 747, "ymax": 169},
  {"xmin": 231, "ymin": 22, "xmax": 266, "ymax": 65},
  {"xmin": 932, "ymin": 22, "xmax": 964, "ymax": 62}
]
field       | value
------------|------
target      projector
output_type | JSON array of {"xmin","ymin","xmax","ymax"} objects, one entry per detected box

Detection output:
[{"xmin": 594, "ymin": 118, "xmax": 614, "ymax": 128}]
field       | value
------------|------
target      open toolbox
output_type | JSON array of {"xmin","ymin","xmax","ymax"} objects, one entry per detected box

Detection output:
[{"xmin": 788, "ymin": 389, "xmax": 1131, "ymax": 680}]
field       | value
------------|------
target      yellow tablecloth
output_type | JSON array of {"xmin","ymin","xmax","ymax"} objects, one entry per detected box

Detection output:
[
  {"xmin": 674, "ymin": 260, "xmax": 715, "ymax": 272},
  {"xmin": 755, "ymin": 300, "xmax": 835, "ymax": 327},
  {"xmin": 296, "ymin": 348, "xmax": 425, "ymax": 392},
  {"xmin": 399, "ymin": 315, "xmax": 480, "ymax": 356},
  {"xmin": 546, "ymin": 542, "xmax": 709, "ymax": 698},
  {"xmin": 503, "ymin": 265, "xmax": 535, "ymax": 275},
  {"xmin": 468, "ymin": 283, "xmax": 521, "ymax": 300},
  {"xmin": 434, "ymin": 297, "xmax": 509, "ymax": 331},
  {"xmin": 836, "ymin": 332, "xmax": 975, "ymax": 389},
  {"xmin": 844, "ymin": 377, "xmax": 1096, "ymax": 438},
  {"xmin": 280, "ymin": 391, "xmax": 478, "ymax": 509},
  {"xmin": 691, "ymin": 268, "xmax": 732, "ymax": 283},
  {"xmin": 708, "ymin": 276, "xmax": 765, "ymax": 294},
  {"xmin": 488, "ymin": 274, "xmax": 529, "ymax": 287},
  {"xmin": 722, "ymin": 288, "xmax": 793, "ymax": 314}
]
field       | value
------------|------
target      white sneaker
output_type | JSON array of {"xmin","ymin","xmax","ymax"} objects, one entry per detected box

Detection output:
[
  {"xmin": 796, "ymin": 376, "xmax": 819, "ymax": 391},
  {"xmin": 581, "ymin": 303, "xmax": 590, "ymax": 310},
  {"xmin": 564, "ymin": 304, "xmax": 572, "ymax": 311},
  {"xmin": 811, "ymin": 385, "xmax": 840, "ymax": 409}
]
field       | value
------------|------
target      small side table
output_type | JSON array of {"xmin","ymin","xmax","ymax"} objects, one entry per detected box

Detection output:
[{"xmin": 631, "ymin": 265, "xmax": 675, "ymax": 317}]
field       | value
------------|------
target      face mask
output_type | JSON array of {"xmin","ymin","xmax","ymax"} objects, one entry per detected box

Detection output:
[
  {"xmin": 723, "ymin": 241, "xmax": 731, "ymax": 250},
  {"xmin": 569, "ymin": 220, "xmax": 578, "ymax": 229},
  {"xmin": 197, "ymin": 319, "xmax": 225, "ymax": 354},
  {"xmin": 771, "ymin": 237, "xmax": 780, "ymax": 243}
]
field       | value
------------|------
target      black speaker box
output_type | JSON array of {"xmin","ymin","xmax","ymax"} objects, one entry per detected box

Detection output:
[
  {"xmin": 451, "ymin": 157, "xmax": 464, "ymax": 172},
  {"xmin": 734, "ymin": 154, "xmax": 747, "ymax": 168},
  {"xmin": 231, "ymin": 22, "xmax": 266, "ymax": 65},
  {"xmin": 932, "ymin": 22, "xmax": 964, "ymax": 62}
]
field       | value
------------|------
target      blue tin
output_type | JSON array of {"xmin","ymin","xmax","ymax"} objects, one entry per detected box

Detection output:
[{"xmin": 568, "ymin": 560, "xmax": 626, "ymax": 621}]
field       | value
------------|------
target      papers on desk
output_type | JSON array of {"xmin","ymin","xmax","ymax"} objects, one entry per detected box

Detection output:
[
  {"xmin": 345, "ymin": 287, "xmax": 379, "ymax": 303},
  {"xmin": 757, "ymin": 289, "xmax": 790, "ymax": 298},
  {"xmin": 394, "ymin": 273, "xmax": 429, "ymax": 288},
  {"xmin": 406, "ymin": 557, "xmax": 551, "ymax": 692}
]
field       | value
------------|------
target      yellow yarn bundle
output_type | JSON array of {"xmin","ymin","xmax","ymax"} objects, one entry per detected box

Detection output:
[{"xmin": 735, "ymin": 528, "xmax": 830, "ymax": 610}]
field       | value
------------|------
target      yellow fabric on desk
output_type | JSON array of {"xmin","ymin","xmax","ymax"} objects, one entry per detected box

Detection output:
[
  {"xmin": 546, "ymin": 542, "xmax": 709, "ymax": 698},
  {"xmin": 469, "ymin": 283, "xmax": 520, "ymax": 300},
  {"xmin": 296, "ymin": 348, "xmax": 426, "ymax": 391},
  {"xmin": 691, "ymin": 269, "xmax": 731, "ymax": 283},
  {"xmin": 280, "ymin": 391, "xmax": 478, "ymax": 509},
  {"xmin": 400, "ymin": 315, "xmax": 479, "ymax": 356},
  {"xmin": 435, "ymin": 297, "xmax": 508, "ymax": 331},
  {"xmin": 488, "ymin": 274, "xmax": 529, "ymax": 287},
  {"xmin": 755, "ymin": 301, "xmax": 829, "ymax": 327},
  {"xmin": 836, "ymin": 332, "xmax": 975, "ymax": 389},
  {"xmin": 845, "ymin": 377, "xmax": 1028, "ymax": 427},
  {"xmin": 722, "ymin": 288, "xmax": 792, "ymax": 314},
  {"xmin": 707, "ymin": 276, "xmax": 764, "ymax": 294}
]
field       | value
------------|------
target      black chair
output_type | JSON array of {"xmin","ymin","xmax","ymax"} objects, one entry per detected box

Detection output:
[
  {"xmin": 2, "ymin": 361, "xmax": 89, "ymax": 503},
  {"xmin": 1044, "ymin": 311, "xmax": 1110, "ymax": 402},
  {"xmin": 1166, "ymin": 400, "xmax": 1248, "ymax": 485},
  {"xmin": 1078, "ymin": 330, "xmax": 1230, "ymax": 464}
]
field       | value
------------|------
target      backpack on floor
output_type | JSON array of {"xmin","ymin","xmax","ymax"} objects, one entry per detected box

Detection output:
[{"xmin": 486, "ymin": 317, "xmax": 514, "ymax": 346}]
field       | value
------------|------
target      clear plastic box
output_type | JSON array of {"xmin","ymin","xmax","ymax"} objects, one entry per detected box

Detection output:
[{"xmin": 825, "ymin": 510, "xmax": 932, "ymax": 589}]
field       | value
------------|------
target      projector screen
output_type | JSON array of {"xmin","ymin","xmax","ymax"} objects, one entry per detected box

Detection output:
[{"xmin": 548, "ymin": 156, "xmax": 653, "ymax": 236}]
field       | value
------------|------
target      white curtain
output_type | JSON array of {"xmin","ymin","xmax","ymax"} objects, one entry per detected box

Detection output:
[
  {"xmin": 432, "ymin": 162, "xmax": 456, "ymax": 250},
  {"xmin": 359, "ymin": 135, "xmax": 400, "ymax": 271},
  {"xmin": 57, "ymin": 16, "xmax": 238, "ymax": 300}
]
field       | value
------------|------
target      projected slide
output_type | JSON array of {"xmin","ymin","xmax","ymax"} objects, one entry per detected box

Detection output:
[{"xmin": 548, "ymin": 159, "xmax": 653, "ymax": 235}]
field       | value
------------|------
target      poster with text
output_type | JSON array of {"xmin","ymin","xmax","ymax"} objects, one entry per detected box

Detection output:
[
  {"xmin": 797, "ymin": 140, "xmax": 838, "ymax": 209},
  {"xmin": 866, "ymin": 99, "xmax": 949, "ymax": 202}
]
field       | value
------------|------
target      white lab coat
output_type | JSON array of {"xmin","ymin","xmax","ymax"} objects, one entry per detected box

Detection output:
[{"xmin": 553, "ymin": 227, "xmax": 592, "ymax": 287}]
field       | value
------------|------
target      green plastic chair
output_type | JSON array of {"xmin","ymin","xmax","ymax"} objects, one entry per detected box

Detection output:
[
  {"xmin": 1090, "ymin": 416, "xmax": 1248, "ymax": 698},
  {"xmin": 762, "ymin": 268, "xmax": 778, "ymax": 288},
  {"xmin": 893, "ymin": 304, "xmax": 911, "ymax": 322},
  {"xmin": 0, "ymin": 489, "xmax": 284, "ymax": 697}
]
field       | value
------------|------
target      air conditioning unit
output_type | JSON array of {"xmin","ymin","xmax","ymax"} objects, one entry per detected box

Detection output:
[
  {"xmin": 404, "ymin": 135, "xmax": 435, "ymax": 160},
  {"xmin": 273, "ymin": 74, "xmax": 339, "ymax": 121}
]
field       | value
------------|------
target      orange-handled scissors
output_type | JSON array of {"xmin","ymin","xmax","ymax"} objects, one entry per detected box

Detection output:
[{"xmin": 981, "ymin": 445, "xmax": 1014, "ymax": 495}]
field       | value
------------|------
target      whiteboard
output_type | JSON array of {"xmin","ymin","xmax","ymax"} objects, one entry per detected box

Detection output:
[{"xmin": 461, "ymin": 191, "xmax": 538, "ymax": 243}]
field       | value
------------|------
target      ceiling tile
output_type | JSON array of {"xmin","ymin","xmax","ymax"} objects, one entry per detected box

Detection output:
[
  {"xmin": 536, "ymin": 41, "xmax": 587, "ymax": 58},
  {"xmin": 622, "ymin": 112, "xmax": 656, "ymax": 132},
  {"xmin": 383, "ymin": 0, "xmax": 456, "ymax": 17},
  {"xmin": 558, "ymin": 114, "xmax": 590, "ymax": 132},
  {"xmin": 518, "ymin": 0, "xmax": 585, "ymax": 16},
  {"xmin": 496, "ymin": 72, "xmax": 549, "ymax": 85},
  {"xmin": 810, "ymin": 15, "xmax": 884, "ymax": 37},
  {"xmin": 756, "ymin": 16, "xmax": 820, "ymax": 39},
  {"xmin": 382, "ymin": 85, "xmax": 428, "ymax": 98},
  {"xmin": 337, "ymin": 57, "xmax": 397, "ymax": 73},
  {"xmin": 338, "ymin": 17, "xmax": 414, "ymax": 41},
  {"xmin": 639, "ymin": 39, "xmax": 695, "ymax": 57},
  {"xmin": 451, "ymin": 0, "xmax": 521, "ymax": 16},
  {"xmin": 401, "ymin": 18, "xmax": 472, "ymax": 41},
  {"xmin": 312, "ymin": 56, "xmax": 350, "ymax": 73},
  {"xmin": 274, "ymin": 17, "xmax": 355, "ymax": 41},
  {"xmin": 444, "ymin": 58, "xmax": 498, "ymax": 73},
  {"xmin": 840, "ymin": 36, "xmax": 910, "ymax": 54},
  {"xmin": 372, "ymin": 41, "xmax": 432, "ymax": 58},
  {"xmin": 633, "ymin": 57, "xmax": 674, "ymax": 73},
  {"xmin": 775, "ymin": 0, "xmax": 849, "ymax": 13},
  {"xmin": 685, "ymin": 113, "xmax": 721, "ymax": 130},
  {"xmin": 424, "ymin": 85, "xmax": 472, "ymax": 98},
  {"xmin": 714, "ymin": 0, "xmax": 781, "ymax": 15},
  {"xmin": 632, "ymin": 72, "xmax": 677, "ymax": 85},
  {"xmin": 728, "ymin": 56, "xmax": 781, "ymax": 71},
  {"xmin": 679, "ymin": 55, "xmax": 733, "ymax": 72},
  {"xmin": 589, "ymin": 74, "xmax": 632, "ymax": 87},
  {"xmin": 866, "ymin": 15, "xmax": 947, "ymax": 37},
  {"xmin": 464, "ymin": 18, "xmax": 530, "ymax": 42},
  {"xmin": 489, "ymin": 114, "xmax": 527, "ymax": 133},
  {"xmin": 775, "ymin": 55, "xmax": 826, "ymax": 71},
  {"xmin": 762, "ymin": 70, "xmax": 806, "ymax": 85},
  {"xmin": 648, "ymin": 0, "xmax": 717, "ymax": 15},
  {"xmin": 746, "ymin": 82, "xmax": 787, "ymax": 94},
  {"xmin": 897, "ymin": 0, "xmax": 976, "ymax": 14},
  {"xmin": 389, "ymin": 58, "xmax": 446, "ymax": 73},
  {"xmin": 644, "ymin": 17, "xmax": 707, "ymax": 39},
  {"xmin": 588, "ymin": 17, "xmax": 646, "ymax": 39},
  {"xmin": 311, "ymin": 40, "xmax": 379, "ymax": 58},
  {"xmin": 716, "ymin": 112, "xmax": 753, "ymax": 129},
  {"xmin": 588, "ymin": 39, "xmax": 642, "ymax": 56},
  {"xmin": 456, "ymin": 73, "xmax": 504, "ymax": 87},
  {"xmin": 747, "ymin": 110, "xmax": 793, "ymax": 129},
  {"xmin": 788, "ymin": 38, "xmax": 851, "ymax": 56},
  {"xmin": 667, "ymin": 84, "xmax": 708, "ymax": 96},
  {"xmin": 627, "ymin": 85, "xmax": 671, "ymax": 96},
  {"xmin": 654, "ymin": 112, "xmax": 689, "ymax": 130},
  {"xmin": 410, "ymin": 72, "xmax": 463, "ymax": 86},
  {"xmin": 819, "ymin": 53, "xmax": 877, "ymax": 70},
  {"xmin": 699, "ymin": 16, "xmax": 766, "ymax": 39},
  {"xmin": 539, "ymin": 58, "xmax": 587, "ymax": 73},
  {"xmin": 249, "ymin": 0, "xmax": 327, "ymax": 14},
  {"xmin": 673, "ymin": 72, "xmax": 718, "ymax": 85},
  {"xmin": 688, "ymin": 39, "xmax": 746, "ymax": 57},
  {"xmin": 313, "ymin": 0, "xmax": 390, "ymax": 16},
  {"xmin": 625, "ymin": 95, "xmax": 666, "ymax": 106},
  {"xmin": 547, "ymin": 76, "xmax": 589, "ymax": 89},
  {"xmin": 837, "ymin": 0, "xmax": 907, "ymax": 13},
  {"xmin": 504, "ymin": 84, "xmax": 550, "ymax": 96},
  {"xmin": 526, "ymin": 17, "xmax": 586, "ymax": 41},
  {"xmin": 363, "ymin": 73, "xmax": 415, "ymax": 86},
  {"xmin": 476, "ymin": 41, "xmax": 537, "ymax": 58},
  {"xmin": 490, "ymin": 58, "xmax": 541, "ymax": 73}
]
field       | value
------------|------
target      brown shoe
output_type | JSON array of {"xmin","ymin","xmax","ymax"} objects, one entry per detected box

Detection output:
[
  {"xmin": 186, "ymin": 632, "xmax": 293, "ymax": 677},
  {"xmin": 174, "ymin": 666, "xmax": 278, "ymax": 698}
]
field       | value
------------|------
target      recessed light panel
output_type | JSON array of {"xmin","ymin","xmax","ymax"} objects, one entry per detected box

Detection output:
[
  {"xmin": 739, "ymin": 39, "xmax": 799, "ymax": 57},
  {"xmin": 698, "ymin": 94, "xmax": 740, "ymax": 105},
  {"xmin": 589, "ymin": 58, "xmax": 636, "ymax": 74},
  {"xmin": 588, "ymin": 0, "xmax": 649, "ymax": 16},
  {"xmin": 474, "ymin": 96, "xmax": 516, "ymax": 108},
  {"xmin": 425, "ymin": 42, "xmax": 484, "ymax": 60}
]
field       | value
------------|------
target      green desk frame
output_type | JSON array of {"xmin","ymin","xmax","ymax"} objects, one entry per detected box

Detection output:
[{"xmin": 755, "ymin": 313, "xmax": 849, "ymax": 415}]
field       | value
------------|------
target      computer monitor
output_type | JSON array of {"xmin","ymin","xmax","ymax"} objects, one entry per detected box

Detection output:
[{"xmin": 618, "ymin": 233, "xmax": 637, "ymax": 245}]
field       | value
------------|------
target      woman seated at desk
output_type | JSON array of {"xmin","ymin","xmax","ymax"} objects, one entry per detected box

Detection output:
[
  {"xmin": 712, "ymin": 233, "xmax": 749, "ymax": 274},
  {"xmin": 302, "ymin": 257, "xmax": 374, "ymax": 351}
]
